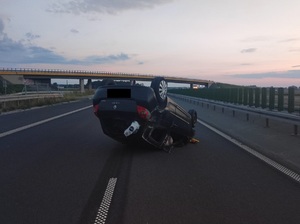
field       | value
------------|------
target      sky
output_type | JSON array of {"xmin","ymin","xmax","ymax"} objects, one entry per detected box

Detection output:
[{"xmin": 1, "ymin": 0, "xmax": 300, "ymax": 87}]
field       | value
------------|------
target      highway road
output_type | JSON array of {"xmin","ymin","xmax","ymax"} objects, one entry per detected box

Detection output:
[{"xmin": 1, "ymin": 98, "xmax": 300, "ymax": 224}]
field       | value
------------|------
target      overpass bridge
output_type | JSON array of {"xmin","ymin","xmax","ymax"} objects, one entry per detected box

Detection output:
[{"xmin": 0, "ymin": 68, "xmax": 214, "ymax": 92}]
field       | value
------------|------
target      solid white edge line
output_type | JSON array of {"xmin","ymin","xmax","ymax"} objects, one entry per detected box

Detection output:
[
  {"xmin": 0, "ymin": 105, "xmax": 92, "ymax": 138},
  {"xmin": 94, "ymin": 178, "xmax": 118, "ymax": 224},
  {"xmin": 197, "ymin": 119, "xmax": 300, "ymax": 183}
]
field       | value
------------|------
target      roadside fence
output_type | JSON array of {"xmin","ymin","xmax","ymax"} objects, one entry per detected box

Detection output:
[
  {"xmin": 169, "ymin": 92, "xmax": 300, "ymax": 136},
  {"xmin": 169, "ymin": 87, "xmax": 300, "ymax": 115}
]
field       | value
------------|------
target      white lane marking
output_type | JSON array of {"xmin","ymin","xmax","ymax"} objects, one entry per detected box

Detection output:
[
  {"xmin": 94, "ymin": 178, "xmax": 118, "ymax": 224},
  {"xmin": 197, "ymin": 119, "xmax": 300, "ymax": 183},
  {"xmin": 0, "ymin": 105, "xmax": 92, "ymax": 138}
]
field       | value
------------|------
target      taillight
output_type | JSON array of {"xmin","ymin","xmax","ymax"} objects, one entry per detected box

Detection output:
[
  {"xmin": 137, "ymin": 105, "xmax": 151, "ymax": 120},
  {"xmin": 93, "ymin": 104, "xmax": 99, "ymax": 117}
]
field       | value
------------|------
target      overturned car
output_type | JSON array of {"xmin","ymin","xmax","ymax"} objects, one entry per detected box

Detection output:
[{"xmin": 92, "ymin": 77, "xmax": 197, "ymax": 151}]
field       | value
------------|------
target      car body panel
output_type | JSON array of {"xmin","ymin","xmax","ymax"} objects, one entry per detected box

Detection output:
[{"xmin": 93, "ymin": 80, "xmax": 196, "ymax": 151}]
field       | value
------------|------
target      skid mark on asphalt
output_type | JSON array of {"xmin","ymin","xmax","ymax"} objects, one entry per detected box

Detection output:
[{"xmin": 78, "ymin": 147, "xmax": 133, "ymax": 224}]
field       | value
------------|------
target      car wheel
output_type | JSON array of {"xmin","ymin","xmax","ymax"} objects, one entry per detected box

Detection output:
[
  {"xmin": 151, "ymin": 77, "xmax": 168, "ymax": 108},
  {"xmin": 188, "ymin": 109, "xmax": 197, "ymax": 127}
]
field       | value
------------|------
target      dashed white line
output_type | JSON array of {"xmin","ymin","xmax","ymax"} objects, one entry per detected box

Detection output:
[
  {"xmin": 94, "ymin": 178, "xmax": 118, "ymax": 224},
  {"xmin": 0, "ymin": 105, "xmax": 92, "ymax": 138},
  {"xmin": 197, "ymin": 119, "xmax": 300, "ymax": 183}
]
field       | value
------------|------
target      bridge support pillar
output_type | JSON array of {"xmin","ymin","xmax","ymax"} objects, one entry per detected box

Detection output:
[
  {"xmin": 80, "ymin": 79, "xmax": 85, "ymax": 93},
  {"xmin": 190, "ymin": 83, "xmax": 193, "ymax": 89},
  {"xmin": 87, "ymin": 79, "xmax": 92, "ymax": 90}
]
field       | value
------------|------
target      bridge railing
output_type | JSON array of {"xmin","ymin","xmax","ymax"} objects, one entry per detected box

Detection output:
[
  {"xmin": 0, "ymin": 67, "xmax": 153, "ymax": 76},
  {"xmin": 0, "ymin": 68, "xmax": 213, "ymax": 85}
]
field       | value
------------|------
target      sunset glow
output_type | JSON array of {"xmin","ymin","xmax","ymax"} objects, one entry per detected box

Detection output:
[{"xmin": 1, "ymin": 0, "xmax": 300, "ymax": 87}]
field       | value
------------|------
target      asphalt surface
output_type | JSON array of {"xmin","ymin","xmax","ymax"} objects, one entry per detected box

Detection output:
[
  {"xmin": 1, "ymin": 98, "xmax": 300, "ymax": 224},
  {"xmin": 172, "ymin": 95, "xmax": 300, "ymax": 175}
]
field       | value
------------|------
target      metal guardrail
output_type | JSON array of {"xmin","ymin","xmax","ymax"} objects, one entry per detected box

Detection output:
[
  {"xmin": 170, "ymin": 93, "xmax": 300, "ymax": 135},
  {"xmin": 0, "ymin": 93, "xmax": 64, "ymax": 113},
  {"xmin": 0, "ymin": 93, "xmax": 63, "ymax": 102}
]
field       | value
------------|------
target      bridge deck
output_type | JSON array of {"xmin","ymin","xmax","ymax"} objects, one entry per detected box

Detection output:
[{"xmin": 0, "ymin": 68, "xmax": 214, "ymax": 86}]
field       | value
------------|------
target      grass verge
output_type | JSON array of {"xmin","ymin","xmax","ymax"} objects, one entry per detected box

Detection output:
[{"xmin": 0, "ymin": 91, "xmax": 94, "ymax": 114}]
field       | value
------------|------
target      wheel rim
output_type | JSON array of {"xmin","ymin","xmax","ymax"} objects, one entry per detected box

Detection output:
[{"xmin": 159, "ymin": 80, "xmax": 167, "ymax": 100}]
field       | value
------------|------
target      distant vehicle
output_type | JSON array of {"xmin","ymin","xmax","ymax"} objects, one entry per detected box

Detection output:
[
  {"xmin": 192, "ymin": 84, "xmax": 200, "ymax": 89},
  {"xmin": 93, "ymin": 77, "xmax": 197, "ymax": 151}
]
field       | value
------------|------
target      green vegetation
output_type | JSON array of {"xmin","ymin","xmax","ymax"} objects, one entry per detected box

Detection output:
[
  {"xmin": 0, "ymin": 79, "xmax": 96, "ymax": 113},
  {"xmin": 0, "ymin": 81, "xmax": 24, "ymax": 94},
  {"xmin": 0, "ymin": 91, "xmax": 94, "ymax": 113}
]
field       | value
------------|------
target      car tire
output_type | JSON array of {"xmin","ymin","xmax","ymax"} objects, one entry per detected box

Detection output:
[
  {"xmin": 188, "ymin": 109, "xmax": 197, "ymax": 127},
  {"xmin": 151, "ymin": 77, "xmax": 168, "ymax": 108}
]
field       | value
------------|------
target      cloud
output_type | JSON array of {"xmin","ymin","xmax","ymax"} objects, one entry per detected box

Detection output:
[
  {"xmin": 240, "ymin": 63, "xmax": 253, "ymax": 66},
  {"xmin": 289, "ymin": 48, "xmax": 300, "ymax": 52},
  {"xmin": 0, "ymin": 18, "xmax": 4, "ymax": 34},
  {"xmin": 69, "ymin": 53, "xmax": 130, "ymax": 65},
  {"xmin": 0, "ymin": 40, "xmax": 131, "ymax": 65},
  {"xmin": 0, "ymin": 16, "xmax": 130, "ymax": 65},
  {"xmin": 231, "ymin": 70, "xmax": 300, "ymax": 79},
  {"xmin": 292, "ymin": 65, "xmax": 300, "ymax": 68},
  {"xmin": 240, "ymin": 36, "xmax": 271, "ymax": 43},
  {"xmin": 0, "ymin": 35, "xmax": 65, "ymax": 64},
  {"xmin": 0, "ymin": 32, "xmax": 130, "ymax": 65},
  {"xmin": 47, "ymin": 0, "xmax": 174, "ymax": 15},
  {"xmin": 241, "ymin": 48, "xmax": 256, "ymax": 53},
  {"xmin": 70, "ymin": 28, "xmax": 79, "ymax": 33},
  {"xmin": 25, "ymin": 32, "xmax": 41, "ymax": 41},
  {"xmin": 279, "ymin": 38, "xmax": 300, "ymax": 43}
]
